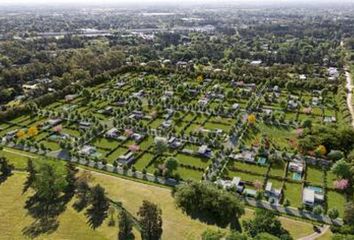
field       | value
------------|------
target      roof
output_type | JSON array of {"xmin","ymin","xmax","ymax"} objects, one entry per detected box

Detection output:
[{"xmin": 303, "ymin": 188, "xmax": 315, "ymax": 204}]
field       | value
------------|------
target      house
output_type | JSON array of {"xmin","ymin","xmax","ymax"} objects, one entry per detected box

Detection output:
[
  {"xmin": 168, "ymin": 137, "xmax": 182, "ymax": 148},
  {"xmin": 163, "ymin": 109, "xmax": 174, "ymax": 119},
  {"xmin": 162, "ymin": 120, "xmax": 172, "ymax": 129},
  {"xmin": 198, "ymin": 145, "xmax": 212, "ymax": 158},
  {"xmin": 299, "ymin": 74, "xmax": 307, "ymax": 80},
  {"xmin": 42, "ymin": 118, "xmax": 62, "ymax": 130},
  {"xmin": 132, "ymin": 90, "xmax": 144, "ymax": 98},
  {"xmin": 303, "ymin": 186, "xmax": 324, "ymax": 207},
  {"xmin": 230, "ymin": 150, "xmax": 256, "ymax": 163},
  {"xmin": 288, "ymin": 161, "xmax": 304, "ymax": 174},
  {"xmin": 328, "ymin": 67, "xmax": 339, "ymax": 81},
  {"xmin": 65, "ymin": 94, "xmax": 78, "ymax": 102},
  {"xmin": 312, "ymin": 97, "xmax": 321, "ymax": 106},
  {"xmin": 79, "ymin": 121, "xmax": 91, "ymax": 129},
  {"xmin": 79, "ymin": 145, "xmax": 96, "ymax": 156},
  {"xmin": 99, "ymin": 106, "xmax": 113, "ymax": 115},
  {"xmin": 105, "ymin": 128, "xmax": 120, "ymax": 139},
  {"xmin": 324, "ymin": 116, "xmax": 336, "ymax": 123},
  {"xmin": 198, "ymin": 98, "xmax": 209, "ymax": 106},
  {"xmin": 4, "ymin": 129, "xmax": 18, "ymax": 141},
  {"xmin": 232, "ymin": 103, "xmax": 240, "ymax": 110},
  {"xmin": 287, "ymin": 99, "xmax": 298, "ymax": 109},
  {"xmin": 250, "ymin": 60, "xmax": 262, "ymax": 65},
  {"xmin": 265, "ymin": 182, "xmax": 282, "ymax": 204},
  {"xmin": 118, "ymin": 152, "xmax": 135, "ymax": 165},
  {"xmin": 129, "ymin": 110, "xmax": 144, "ymax": 120},
  {"xmin": 115, "ymin": 81, "xmax": 126, "ymax": 89},
  {"xmin": 215, "ymin": 177, "xmax": 245, "ymax": 193},
  {"xmin": 273, "ymin": 85, "xmax": 280, "ymax": 92},
  {"xmin": 131, "ymin": 133, "xmax": 144, "ymax": 142}
]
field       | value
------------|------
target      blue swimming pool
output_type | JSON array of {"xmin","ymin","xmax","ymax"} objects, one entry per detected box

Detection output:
[{"xmin": 292, "ymin": 172, "xmax": 302, "ymax": 181}]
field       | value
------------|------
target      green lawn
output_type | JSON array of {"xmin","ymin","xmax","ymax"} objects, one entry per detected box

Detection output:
[
  {"xmin": 134, "ymin": 153, "xmax": 154, "ymax": 171},
  {"xmin": 306, "ymin": 166, "xmax": 324, "ymax": 185},
  {"xmin": 327, "ymin": 190, "xmax": 346, "ymax": 218},
  {"xmin": 269, "ymin": 161, "xmax": 286, "ymax": 177},
  {"xmin": 232, "ymin": 161, "xmax": 268, "ymax": 175},
  {"xmin": 175, "ymin": 153, "xmax": 210, "ymax": 169},
  {"xmin": 283, "ymin": 183, "xmax": 303, "ymax": 208},
  {"xmin": 92, "ymin": 137, "xmax": 120, "ymax": 149},
  {"xmin": 106, "ymin": 147, "xmax": 129, "ymax": 163}
]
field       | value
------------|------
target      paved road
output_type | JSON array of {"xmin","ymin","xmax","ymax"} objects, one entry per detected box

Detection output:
[
  {"xmin": 298, "ymin": 225, "xmax": 330, "ymax": 240},
  {"xmin": 345, "ymin": 69, "xmax": 354, "ymax": 128}
]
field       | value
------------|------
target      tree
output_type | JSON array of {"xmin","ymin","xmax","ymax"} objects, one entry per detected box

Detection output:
[
  {"xmin": 344, "ymin": 202, "xmax": 354, "ymax": 226},
  {"xmin": 86, "ymin": 184, "xmax": 110, "ymax": 229},
  {"xmin": 28, "ymin": 126, "xmax": 39, "ymax": 137},
  {"xmin": 23, "ymin": 159, "xmax": 37, "ymax": 193},
  {"xmin": 313, "ymin": 205, "xmax": 323, "ymax": 215},
  {"xmin": 328, "ymin": 208, "xmax": 339, "ymax": 220},
  {"xmin": 247, "ymin": 114, "xmax": 256, "ymax": 125},
  {"xmin": 315, "ymin": 145, "xmax": 327, "ymax": 156},
  {"xmin": 174, "ymin": 181, "xmax": 245, "ymax": 228},
  {"xmin": 164, "ymin": 157, "xmax": 179, "ymax": 176},
  {"xmin": 64, "ymin": 161, "xmax": 78, "ymax": 197},
  {"xmin": 16, "ymin": 129, "xmax": 26, "ymax": 139},
  {"xmin": 0, "ymin": 157, "xmax": 14, "ymax": 182},
  {"xmin": 155, "ymin": 139, "xmax": 168, "ymax": 156},
  {"xmin": 118, "ymin": 210, "xmax": 134, "ymax": 240},
  {"xmin": 137, "ymin": 200, "xmax": 163, "ymax": 240},
  {"xmin": 331, "ymin": 159, "xmax": 351, "ymax": 179},
  {"xmin": 201, "ymin": 229, "xmax": 224, "ymax": 240},
  {"xmin": 243, "ymin": 209, "xmax": 291, "ymax": 239}
]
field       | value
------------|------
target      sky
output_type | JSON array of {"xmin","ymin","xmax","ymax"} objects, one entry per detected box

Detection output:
[{"xmin": 0, "ymin": 0, "xmax": 352, "ymax": 6}]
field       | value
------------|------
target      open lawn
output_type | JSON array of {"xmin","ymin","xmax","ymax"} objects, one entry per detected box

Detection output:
[
  {"xmin": 283, "ymin": 183, "xmax": 303, "ymax": 208},
  {"xmin": 0, "ymin": 150, "xmax": 316, "ymax": 239},
  {"xmin": 306, "ymin": 166, "xmax": 324, "ymax": 185}
]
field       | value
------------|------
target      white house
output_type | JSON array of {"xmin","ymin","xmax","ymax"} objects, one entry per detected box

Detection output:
[{"xmin": 303, "ymin": 187, "xmax": 324, "ymax": 207}]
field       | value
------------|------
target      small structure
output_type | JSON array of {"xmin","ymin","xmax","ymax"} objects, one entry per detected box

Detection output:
[
  {"xmin": 131, "ymin": 133, "xmax": 144, "ymax": 142},
  {"xmin": 299, "ymin": 74, "xmax": 307, "ymax": 80},
  {"xmin": 244, "ymin": 189, "xmax": 257, "ymax": 198},
  {"xmin": 79, "ymin": 121, "xmax": 91, "ymax": 129},
  {"xmin": 250, "ymin": 60, "xmax": 262, "ymax": 65},
  {"xmin": 162, "ymin": 120, "xmax": 172, "ymax": 129},
  {"xmin": 303, "ymin": 186, "xmax": 324, "ymax": 207},
  {"xmin": 118, "ymin": 152, "xmax": 135, "ymax": 165},
  {"xmin": 324, "ymin": 116, "xmax": 336, "ymax": 123},
  {"xmin": 215, "ymin": 177, "xmax": 245, "ymax": 193},
  {"xmin": 168, "ymin": 137, "xmax": 182, "ymax": 148},
  {"xmin": 264, "ymin": 182, "xmax": 282, "ymax": 205},
  {"xmin": 232, "ymin": 103, "xmax": 240, "ymax": 110},
  {"xmin": 105, "ymin": 128, "xmax": 120, "ymax": 139},
  {"xmin": 197, "ymin": 145, "xmax": 212, "ymax": 158},
  {"xmin": 79, "ymin": 145, "xmax": 96, "ymax": 156},
  {"xmin": 230, "ymin": 150, "xmax": 256, "ymax": 163},
  {"xmin": 65, "ymin": 94, "xmax": 78, "ymax": 102},
  {"xmin": 4, "ymin": 129, "xmax": 18, "ymax": 141}
]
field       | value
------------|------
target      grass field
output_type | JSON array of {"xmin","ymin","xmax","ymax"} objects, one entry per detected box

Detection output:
[{"xmin": 0, "ymin": 148, "xmax": 316, "ymax": 239}]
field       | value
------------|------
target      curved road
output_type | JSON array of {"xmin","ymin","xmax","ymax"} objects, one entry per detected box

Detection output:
[{"xmin": 345, "ymin": 69, "xmax": 354, "ymax": 128}]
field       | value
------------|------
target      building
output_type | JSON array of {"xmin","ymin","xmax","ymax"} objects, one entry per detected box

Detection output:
[
  {"xmin": 303, "ymin": 186, "xmax": 324, "ymax": 207},
  {"xmin": 198, "ymin": 145, "xmax": 212, "ymax": 158},
  {"xmin": 79, "ymin": 145, "xmax": 96, "ymax": 156},
  {"xmin": 215, "ymin": 177, "xmax": 245, "ymax": 193},
  {"xmin": 105, "ymin": 128, "xmax": 120, "ymax": 139},
  {"xmin": 265, "ymin": 182, "xmax": 282, "ymax": 205},
  {"xmin": 79, "ymin": 121, "xmax": 91, "ymax": 129},
  {"xmin": 168, "ymin": 137, "xmax": 182, "ymax": 148},
  {"xmin": 65, "ymin": 94, "xmax": 78, "ymax": 102},
  {"xmin": 118, "ymin": 152, "xmax": 135, "ymax": 165}
]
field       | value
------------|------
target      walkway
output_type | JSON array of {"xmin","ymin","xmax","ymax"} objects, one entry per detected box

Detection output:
[
  {"xmin": 345, "ymin": 69, "xmax": 354, "ymax": 128},
  {"xmin": 298, "ymin": 225, "xmax": 330, "ymax": 240}
]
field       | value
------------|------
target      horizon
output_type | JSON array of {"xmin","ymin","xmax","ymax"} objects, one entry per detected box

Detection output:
[{"xmin": 1, "ymin": 0, "xmax": 354, "ymax": 7}]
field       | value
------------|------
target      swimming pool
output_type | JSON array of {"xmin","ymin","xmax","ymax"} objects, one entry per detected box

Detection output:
[{"xmin": 292, "ymin": 172, "xmax": 302, "ymax": 181}]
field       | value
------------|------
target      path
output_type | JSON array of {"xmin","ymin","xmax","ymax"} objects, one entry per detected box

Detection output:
[
  {"xmin": 345, "ymin": 69, "xmax": 354, "ymax": 128},
  {"xmin": 298, "ymin": 225, "xmax": 330, "ymax": 240},
  {"xmin": 341, "ymin": 40, "xmax": 354, "ymax": 128},
  {"xmin": 2, "ymin": 148, "xmax": 38, "ymax": 159}
]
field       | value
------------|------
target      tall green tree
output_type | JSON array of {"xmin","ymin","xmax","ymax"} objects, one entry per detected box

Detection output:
[
  {"xmin": 137, "ymin": 200, "xmax": 163, "ymax": 240},
  {"xmin": 86, "ymin": 184, "xmax": 109, "ymax": 229},
  {"xmin": 118, "ymin": 210, "xmax": 134, "ymax": 240},
  {"xmin": 23, "ymin": 159, "xmax": 37, "ymax": 193}
]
